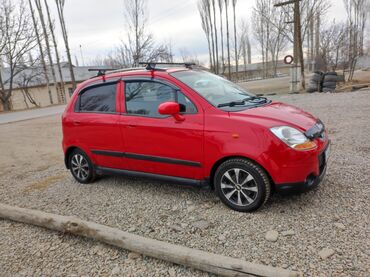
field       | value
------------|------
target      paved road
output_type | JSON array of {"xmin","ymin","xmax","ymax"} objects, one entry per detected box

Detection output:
[{"xmin": 0, "ymin": 105, "xmax": 66, "ymax": 124}]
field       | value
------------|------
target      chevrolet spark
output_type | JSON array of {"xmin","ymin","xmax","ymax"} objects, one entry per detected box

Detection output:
[{"xmin": 62, "ymin": 64, "xmax": 330, "ymax": 212}]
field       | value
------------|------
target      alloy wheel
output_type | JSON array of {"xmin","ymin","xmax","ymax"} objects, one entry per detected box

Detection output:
[
  {"xmin": 71, "ymin": 154, "xmax": 89, "ymax": 181},
  {"xmin": 220, "ymin": 168, "xmax": 258, "ymax": 206}
]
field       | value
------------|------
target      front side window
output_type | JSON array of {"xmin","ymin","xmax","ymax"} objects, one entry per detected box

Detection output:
[
  {"xmin": 178, "ymin": 91, "xmax": 197, "ymax": 114},
  {"xmin": 125, "ymin": 81, "xmax": 176, "ymax": 117},
  {"xmin": 79, "ymin": 83, "xmax": 117, "ymax": 113}
]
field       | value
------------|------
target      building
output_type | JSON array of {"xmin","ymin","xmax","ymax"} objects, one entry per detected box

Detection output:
[{"xmin": 0, "ymin": 63, "xmax": 108, "ymax": 112}]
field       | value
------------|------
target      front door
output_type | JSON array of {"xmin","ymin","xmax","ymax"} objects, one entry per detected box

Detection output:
[{"xmin": 120, "ymin": 79, "xmax": 204, "ymax": 180}]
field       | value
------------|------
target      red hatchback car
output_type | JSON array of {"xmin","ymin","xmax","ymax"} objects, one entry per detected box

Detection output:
[{"xmin": 62, "ymin": 63, "xmax": 330, "ymax": 212}]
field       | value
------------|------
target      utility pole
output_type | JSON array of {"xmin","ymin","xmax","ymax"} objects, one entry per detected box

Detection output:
[{"xmin": 274, "ymin": 0, "xmax": 305, "ymax": 92}]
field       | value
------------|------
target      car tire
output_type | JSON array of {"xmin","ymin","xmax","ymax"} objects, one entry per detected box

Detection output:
[
  {"xmin": 325, "ymin": 71, "xmax": 337, "ymax": 76},
  {"xmin": 214, "ymin": 158, "xmax": 271, "ymax": 212},
  {"xmin": 323, "ymin": 75, "xmax": 337, "ymax": 82},
  {"xmin": 311, "ymin": 74, "xmax": 322, "ymax": 83},
  {"xmin": 69, "ymin": 149, "xmax": 96, "ymax": 184},
  {"xmin": 322, "ymin": 82, "xmax": 337, "ymax": 88},
  {"xmin": 322, "ymin": 87, "xmax": 335, "ymax": 93}
]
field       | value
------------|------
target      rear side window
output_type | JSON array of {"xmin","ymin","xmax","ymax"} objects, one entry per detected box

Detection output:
[
  {"xmin": 125, "ymin": 81, "xmax": 176, "ymax": 117},
  {"xmin": 78, "ymin": 83, "xmax": 117, "ymax": 113}
]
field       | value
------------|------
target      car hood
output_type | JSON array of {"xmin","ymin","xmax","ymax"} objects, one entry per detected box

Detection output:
[{"xmin": 231, "ymin": 102, "xmax": 317, "ymax": 131}]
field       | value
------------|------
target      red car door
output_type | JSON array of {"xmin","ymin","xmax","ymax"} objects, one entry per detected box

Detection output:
[
  {"xmin": 119, "ymin": 79, "xmax": 204, "ymax": 180},
  {"xmin": 68, "ymin": 80, "xmax": 125, "ymax": 169}
]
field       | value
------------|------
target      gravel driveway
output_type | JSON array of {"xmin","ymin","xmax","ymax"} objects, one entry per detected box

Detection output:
[{"xmin": 0, "ymin": 91, "xmax": 369, "ymax": 276}]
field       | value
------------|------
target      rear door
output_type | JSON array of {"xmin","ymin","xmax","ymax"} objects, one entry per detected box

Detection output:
[
  {"xmin": 119, "ymin": 78, "xmax": 204, "ymax": 180},
  {"xmin": 69, "ymin": 80, "xmax": 125, "ymax": 169}
]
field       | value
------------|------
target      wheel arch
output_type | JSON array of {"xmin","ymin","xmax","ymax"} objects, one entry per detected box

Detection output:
[
  {"xmin": 64, "ymin": 146, "xmax": 79, "ymax": 169},
  {"xmin": 209, "ymin": 155, "xmax": 273, "ymax": 190}
]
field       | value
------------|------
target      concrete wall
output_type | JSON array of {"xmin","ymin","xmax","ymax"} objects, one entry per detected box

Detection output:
[{"xmin": 9, "ymin": 83, "xmax": 75, "ymax": 111}]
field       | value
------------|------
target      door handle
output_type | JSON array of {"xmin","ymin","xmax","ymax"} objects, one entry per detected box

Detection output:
[
  {"xmin": 72, "ymin": 120, "xmax": 81, "ymax": 126},
  {"xmin": 127, "ymin": 124, "xmax": 137, "ymax": 128}
]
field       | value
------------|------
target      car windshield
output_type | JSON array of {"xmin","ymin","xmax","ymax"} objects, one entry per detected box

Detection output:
[{"xmin": 171, "ymin": 70, "xmax": 263, "ymax": 108}]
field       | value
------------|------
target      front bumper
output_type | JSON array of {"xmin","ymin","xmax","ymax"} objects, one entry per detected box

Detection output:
[{"xmin": 275, "ymin": 141, "xmax": 330, "ymax": 194}]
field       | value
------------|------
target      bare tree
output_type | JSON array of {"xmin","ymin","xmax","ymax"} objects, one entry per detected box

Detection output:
[
  {"xmin": 44, "ymin": 0, "xmax": 65, "ymax": 101},
  {"xmin": 224, "ymin": 0, "xmax": 231, "ymax": 79},
  {"xmin": 0, "ymin": 0, "xmax": 38, "ymax": 111},
  {"xmin": 34, "ymin": 0, "xmax": 63, "ymax": 104},
  {"xmin": 122, "ymin": 0, "xmax": 173, "ymax": 67},
  {"xmin": 218, "ymin": 0, "xmax": 225, "ymax": 73},
  {"xmin": 252, "ymin": 0, "xmax": 270, "ymax": 78},
  {"xmin": 16, "ymin": 65, "xmax": 44, "ymax": 108},
  {"xmin": 28, "ymin": 0, "xmax": 53, "ymax": 105},
  {"xmin": 238, "ymin": 19, "xmax": 251, "ymax": 77},
  {"xmin": 55, "ymin": 0, "xmax": 76, "ymax": 89},
  {"xmin": 179, "ymin": 48, "xmax": 201, "ymax": 65},
  {"xmin": 232, "ymin": 0, "xmax": 238, "ymax": 77},
  {"xmin": 317, "ymin": 21, "xmax": 347, "ymax": 72},
  {"xmin": 268, "ymin": 5, "xmax": 289, "ymax": 76},
  {"xmin": 211, "ymin": 0, "xmax": 219, "ymax": 73},
  {"xmin": 204, "ymin": 0, "xmax": 216, "ymax": 72},
  {"xmin": 343, "ymin": 0, "xmax": 369, "ymax": 81},
  {"xmin": 253, "ymin": 0, "xmax": 289, "ymax": 78},
  {"xmin": 199, "ymin": 0, "xmax": 213, "ymax": 70}
]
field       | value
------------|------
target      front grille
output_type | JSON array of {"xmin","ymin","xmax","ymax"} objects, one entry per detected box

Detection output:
[{"xmin": 318, "ymin": 151, "xmax": 326, "ymax": 174}]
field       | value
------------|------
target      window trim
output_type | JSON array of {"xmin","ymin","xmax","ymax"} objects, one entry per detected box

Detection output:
[
  {"xmin": 75, "ymin": 80, "xmax": 119, "ymax": 114},
  {"xmin": 123, "ymin": 78, "xmax": 198, "ymax": 119}
]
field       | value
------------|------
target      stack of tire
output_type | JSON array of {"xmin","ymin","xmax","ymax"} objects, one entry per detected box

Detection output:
[
  {"xmin": 306, "ymin": 71, "xmax": 324, "ymax": 93},
  {"xmin": 321, "ymin": 72, "xmax": 338, "ymax": 93}
]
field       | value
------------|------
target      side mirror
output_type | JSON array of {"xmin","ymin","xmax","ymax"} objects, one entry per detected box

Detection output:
[{"xmin": 158, "ymin": 102, "xmax": 185, "ymax": 122}]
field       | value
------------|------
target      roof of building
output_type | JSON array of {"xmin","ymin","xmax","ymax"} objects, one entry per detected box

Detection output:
[{"xmin": 0, "ymin": 63, "xmax": 111, "ymax": 90}]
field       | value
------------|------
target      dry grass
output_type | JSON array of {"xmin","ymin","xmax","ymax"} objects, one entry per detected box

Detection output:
[{"xmin": 22, "ymin": 174, "xmax": 66, "ymax": 193}]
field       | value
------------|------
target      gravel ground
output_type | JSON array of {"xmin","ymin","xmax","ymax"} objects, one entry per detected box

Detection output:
[{"xmin": 1, "ymin": 90, "xmax": 369, "ymax": 276}]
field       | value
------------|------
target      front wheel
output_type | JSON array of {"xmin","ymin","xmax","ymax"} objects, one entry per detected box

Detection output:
[
  {"xmin": 214, "ymin": 158, "xmax": 271, "ymax": 212},
  {"xmin": 69, "ymin": 149, "xmax": 96, "ymax": 184}
]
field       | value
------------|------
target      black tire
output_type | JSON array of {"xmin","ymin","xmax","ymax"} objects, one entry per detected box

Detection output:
[
  {"xmin": 323, "ymin": 75, "xmax": 337, "ymax": 82},
  {"xmin": 314, "ymin": 71, "xmax": 323, "ymax": 75},
  {"xmin": 214, "ymin": 158, "xmax": 271, "ymax": 212},
  {"xmin": 306, "ymin": 87, "xmax": 317, "ymax": 93},
  {"xmin": 325, "ymin": 71, "xmax": 337, "ymax": 76},
  {"xmin": 322, "ymin": 82, "xmax": 337, "ymax": 88},
  {"xmin": 69, "ymin": 149, "xmax": 96, "ymax": 184},
  {"xmin": 322, "ymin": 87, "xmax": 335, "ymax": 93},
  {"xmin": 307, "ymin": 84, "xmax": 318, "ymax": 92},
  {"xmin": 311, "ymin": 74, "xmax": 323, "ymax": 83}
]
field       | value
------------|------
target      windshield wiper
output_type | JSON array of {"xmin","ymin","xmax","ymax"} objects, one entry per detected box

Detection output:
[
  {"xmin": 217, "ymin": 96, "xmax": 269, "ymax": 108},
  {"xmin": 217, "ymin": 100, "xmax": 246, "ymax": 108},
  {"xmin": 244, "ymin": 96, "xmax": 268, "ymax": 103}
]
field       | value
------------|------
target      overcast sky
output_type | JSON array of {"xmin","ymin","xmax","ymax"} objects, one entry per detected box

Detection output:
[{"xmin": 49, "ymin": 0, "xmax": 349, "ymax": 65}]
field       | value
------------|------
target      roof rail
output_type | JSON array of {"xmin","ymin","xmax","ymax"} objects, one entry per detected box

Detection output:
[{"xmin": 138, "ymin": 62, "xmax": 196, "ymax": 71}]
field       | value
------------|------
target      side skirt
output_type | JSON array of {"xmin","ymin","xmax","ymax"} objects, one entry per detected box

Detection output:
[{"xmin": 95, "ymin": 166, "xmax": 209, "ymax": 188}]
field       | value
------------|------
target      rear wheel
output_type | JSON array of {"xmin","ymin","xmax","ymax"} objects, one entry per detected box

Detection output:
[
  {"xmin": 214, "ymin": 158, "xmax": 271, "ymax": 212},
  {"xmin": 69, "ymin": 149, "xmax": 96, "ymax": 184}
]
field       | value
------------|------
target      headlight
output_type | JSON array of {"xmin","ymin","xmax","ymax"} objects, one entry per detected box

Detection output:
[{"xmin": 270, "ymin": 126, "xmax": 317, "ymax": 150}]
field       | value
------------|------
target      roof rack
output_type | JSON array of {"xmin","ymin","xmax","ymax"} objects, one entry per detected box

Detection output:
[
  {"xmin": 88, "ymin": 62, "xmax": 196, "ymax": 78},
  {"xmin": 107, "ymin": 67, "xmax": 146, "ymax": 74},
  {"xmin": 88, "ymin": 67, "xmax": 147, "ymax": 77},
  {"xmin": 138, "ymin": 62, "xmax": 196, "ymax": 71},
  {"xmin": 88, "ymin": 68, "xmax": 117, "ymax": 77}
]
